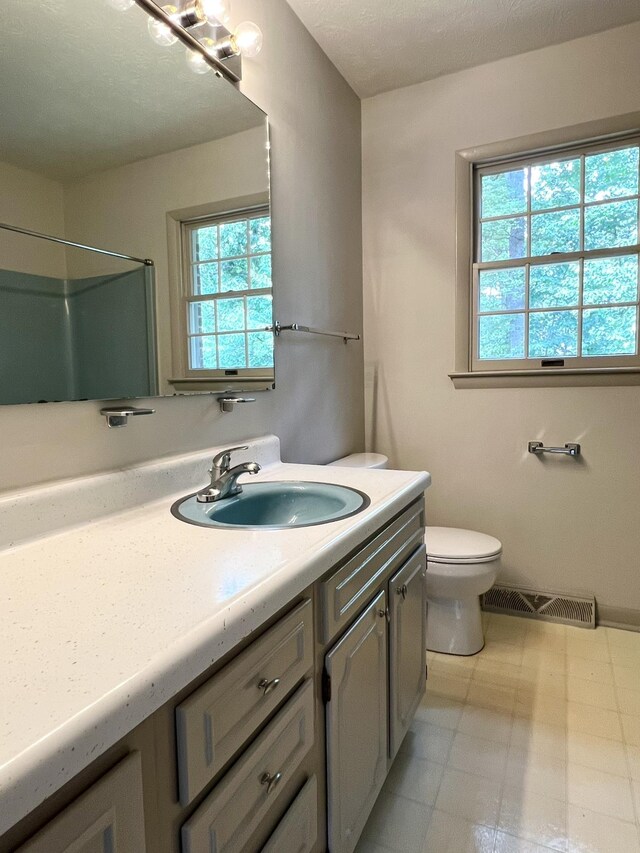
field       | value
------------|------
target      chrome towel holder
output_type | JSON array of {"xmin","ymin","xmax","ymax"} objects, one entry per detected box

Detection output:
[
  {"xmin": 528, "ymin": 441, "xmax": 581, "ymax": 457},
  {"xmin": 268, "ymin": 321, "xmax": 360, "ymax": 343}
]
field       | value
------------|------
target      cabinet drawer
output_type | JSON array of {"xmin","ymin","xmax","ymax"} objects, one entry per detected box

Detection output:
[
  {"xmin": 176, "ymin": 598, "xmax": 313, "ymax": 805},
  {"xmin": 321, "ymin": 499, "xmax": 424, "ymax": 643},
  {"xmin": 181, "ymin": 679, "xmax": 315, "ymax": 853},
  {"xmin": 261, "ymin": 775, "xmax": 318, "ymax": 853},
  {"xmin": 17, "ymin": 753, "xmax": 145, "ymax": 853}
]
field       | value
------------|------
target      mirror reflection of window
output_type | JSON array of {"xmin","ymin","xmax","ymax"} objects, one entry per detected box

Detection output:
[{"xmin": 182, "ymin": 208, "xmax": 274, "ymax": 375}]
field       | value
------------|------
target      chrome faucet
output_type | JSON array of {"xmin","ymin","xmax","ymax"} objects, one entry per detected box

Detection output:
[{"xmin": 196, "ymin": 445, "xmax": 261, "ymax": 503}]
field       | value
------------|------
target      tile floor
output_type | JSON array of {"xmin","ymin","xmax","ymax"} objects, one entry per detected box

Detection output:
[{"xmin": 356, "ymin": 612, "xmax": 640, "ymax": 853}]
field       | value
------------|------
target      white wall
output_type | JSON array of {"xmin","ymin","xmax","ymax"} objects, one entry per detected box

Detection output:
[
  {"xmin": 363, "ymin": 22, "xmax": 640, "ymax": 618},
  {"xmin": 63, "ymin": 126, "xmax": 269, "ymax": 389},
  {"xmin": 0, "ymin": 0, "xmax": 364, "ymax": 491},
  {"xmin": 0, "ymin": 161, "xmax": 67, "ymax": 279}
]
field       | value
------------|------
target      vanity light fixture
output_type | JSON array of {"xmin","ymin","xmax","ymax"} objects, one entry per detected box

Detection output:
[
  {"xmin": 185, "ymin": 38, "xmax": 215, "ymax": 73},
  {"xmin": 177, "ymin": 0, "xmax": 231, "ymax": 28},
  {"xmin": 208, "ymin": 20, "xmax": 263, "ymax": 59},
  {"xmin": 121, "ymin": 0, "xmax": 262, "ymax": 79},
  {"xmin": 184, "ymin": 20, "xmax": 262, "ymax": 72},
  {"xmin": 147, "ymin": 6, "xmax": 179, "ymax": 46}
]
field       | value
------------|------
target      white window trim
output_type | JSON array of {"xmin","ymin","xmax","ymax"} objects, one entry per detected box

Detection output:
[
  {"xmin": 165, "ymin": 193, "xmax": 275, "ymax": 392},
  {"xmin": 451, "ymin": 111, "xmax": 640, "ymax": 388},
  {"xmin": 181, "ymin": 206, "xmax": 272, "ymax": 378}
]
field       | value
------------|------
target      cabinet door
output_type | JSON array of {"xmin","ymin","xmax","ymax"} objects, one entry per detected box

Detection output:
[
  {"xmin": 17, "ymin": 753, "xmax": 145, "ymax": 853},
  {"xmin": 325, "ymin": 590, "xmax": 388, "ymax": 853},
  {"xmin": 389, "ymin": 546, "xmax": 427, "ymax": 759}
]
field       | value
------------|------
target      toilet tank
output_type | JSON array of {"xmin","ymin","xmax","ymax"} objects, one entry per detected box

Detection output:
[{"xmin": 327, "ymin": 452, "xmax": 388, "ymax": 469}]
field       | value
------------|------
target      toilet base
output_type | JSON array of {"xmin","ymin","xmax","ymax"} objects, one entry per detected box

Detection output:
[{"xmin": 427, "ymin": 595, "xmax": 485, "ymax": 656}]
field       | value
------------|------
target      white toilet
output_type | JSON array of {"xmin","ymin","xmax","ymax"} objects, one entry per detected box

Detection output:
[
  {"xmin": 425, "ymin": 527, "xmax": 502, "ymax": 655},
  {"xmin": 328, "ymin": 453, "xmax": 501, "ymax": 657}
]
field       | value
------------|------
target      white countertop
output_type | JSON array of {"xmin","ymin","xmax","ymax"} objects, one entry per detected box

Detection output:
[{"xmin": 0, "ymin": 436, "xmax": 430, "ymax": 835}]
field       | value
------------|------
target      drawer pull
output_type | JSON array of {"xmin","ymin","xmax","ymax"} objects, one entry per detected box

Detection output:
[
  {"xmin": 257, "ymin": 677, "xmax": 281, "ymax": 696},
  {"xmin": 260, "ymin": 770, "xmax": 283, "ymax": 794},
  {"xmin": 397, "ymin": 584, "xmax": 408, "ymax": 600}
]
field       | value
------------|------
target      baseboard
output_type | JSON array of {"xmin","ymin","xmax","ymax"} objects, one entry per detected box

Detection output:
[{"xmin": 597, "ymin": 604, "xmax": 640, "ymax": 632}]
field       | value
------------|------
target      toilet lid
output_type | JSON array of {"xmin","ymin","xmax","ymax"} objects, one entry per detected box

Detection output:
[{"xmin": 426, "ymin": 526, "xmax": 502, "ymax": 563}]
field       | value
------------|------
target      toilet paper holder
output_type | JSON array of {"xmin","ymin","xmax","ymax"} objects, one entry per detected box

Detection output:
[{"xmin": 528, "ymin": 441, "xmax": 581, "ymax": 457}]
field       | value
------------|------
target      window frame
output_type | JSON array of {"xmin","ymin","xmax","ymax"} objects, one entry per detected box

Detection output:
[
  {"xmin": 176, "ymin": 203, "xmax": 274, "ymax": 384},
  {"xmin": 470, "ymin": 135, "xmax": 640, "ymax": 372},
  {"xmin": 450, "ymin": 113, "xmax": 640, "ymax": 387}
]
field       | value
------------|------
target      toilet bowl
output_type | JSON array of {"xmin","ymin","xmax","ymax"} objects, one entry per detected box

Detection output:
[{"xmin": 426, "ymin": 527, "xmax": 501, "ymax": 656}]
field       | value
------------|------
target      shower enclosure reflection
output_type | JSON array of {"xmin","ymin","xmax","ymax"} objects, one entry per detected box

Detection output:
[{"xmin": 0, "ymin": 256, "xmax": 156, "ymax": 405}]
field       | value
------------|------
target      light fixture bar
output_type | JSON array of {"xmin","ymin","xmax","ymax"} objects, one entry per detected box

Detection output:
[{"xmin": 134, "ymin": 0, "xmax": 241, "ymax": 81}]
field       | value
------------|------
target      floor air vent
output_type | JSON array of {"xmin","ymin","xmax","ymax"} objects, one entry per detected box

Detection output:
[{"xmin": 482, "ymin": 584, "xmax": 595, "ymax": 628}]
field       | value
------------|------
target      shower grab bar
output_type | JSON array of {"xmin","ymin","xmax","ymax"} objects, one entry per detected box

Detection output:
[
  {"xmin": 268, "ymin": 321, "xmax": 360, "ymax": 343},
  {"xmin": 0, "ymin": 222, "xmax": 154, "ymax": 266},
  {"xmin": 528, "ymin": 442, "xmax": 581, "ymax": 457}
]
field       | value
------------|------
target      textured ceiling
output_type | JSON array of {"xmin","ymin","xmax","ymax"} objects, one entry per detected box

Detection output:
[
  {"xmin": 0, "ymin": 0, "xmax": 264, "ymax": 181},
  {"xmin": 285, "ymin": 0, "xmax": 640, "ymax": 98}
]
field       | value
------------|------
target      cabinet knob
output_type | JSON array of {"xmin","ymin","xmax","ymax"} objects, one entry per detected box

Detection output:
[
  {"xmin": 378, "ymin": 607, "xmax": 391, "ymax": 623},
  {"xmin": 397, "ymin": 584, "xmax": 408, "ymax": 600},
  {"xmin": 260, "ymin": 770, "xmax": 283, "ymax": 794},
  {"xmin": 257, "ymin": 677, "xmax": 281, "ymax": 696}
]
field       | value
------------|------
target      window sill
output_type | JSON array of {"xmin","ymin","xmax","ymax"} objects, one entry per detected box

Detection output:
[
  {"xmin": 169, "ymin": 377, "xmax": 275, "ymax": 392},
  {"xmin": 449, "ymin": 367, "xmax": 640, "ymax": 388}
]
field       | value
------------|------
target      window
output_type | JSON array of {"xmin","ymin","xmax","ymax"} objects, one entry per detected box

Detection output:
[
  {"xmin": 472, "ymin": 138, "xmax": 640, "ymax": 371},
  {"xmin": 180, "ymin": 207, "xmax": 274, "ymax": 378}
]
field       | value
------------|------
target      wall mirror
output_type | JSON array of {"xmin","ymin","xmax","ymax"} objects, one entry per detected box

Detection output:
[{"xmin": 0, "ymin": 0, "xmax": 273, "ymax": 407}]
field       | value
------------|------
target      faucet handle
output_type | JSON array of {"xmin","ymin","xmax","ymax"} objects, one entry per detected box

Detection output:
[{"xmin": 211, "ymin": 445, "xmax": 249, "ymax": 475}]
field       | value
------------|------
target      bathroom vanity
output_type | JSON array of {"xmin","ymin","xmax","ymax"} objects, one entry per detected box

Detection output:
[{"xmin": 0, "ymin": 437, "xmax": 430, "ymax": 853}]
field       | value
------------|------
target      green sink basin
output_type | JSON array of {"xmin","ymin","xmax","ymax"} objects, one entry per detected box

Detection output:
[{"xmin": 172, "ymin": 481, "xmax": 370, "ymax": 529}]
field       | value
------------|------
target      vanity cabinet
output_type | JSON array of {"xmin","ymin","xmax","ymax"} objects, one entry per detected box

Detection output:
[
  {"xmin": 6, "ymin": 598, "xmax": 317, "ymax": 853},
  {"xmin": 322, "ymin": 499, "xmax": 427, "ymax": 853},
  {"xmin": 15, "ymin": 753, "xmax": 146, "ymax": 853},
  {"xmin": 2, "ymin": 496, "xmax": 426, "ymax": 853}
]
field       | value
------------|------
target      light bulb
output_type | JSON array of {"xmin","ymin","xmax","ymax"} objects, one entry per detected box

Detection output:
[
  {"xmin": 232, "ymin": 21, "xmax": 263, "ymax": 58},
  {"xmin": 186, "ymin": 42, "xmax": 214, "ymax": 74},
  {"xmin": 107, "ymin": 0, "xmax": 135, "ymax": 10},
  {"xmin": 147, "ymin": 6, "xmax": 179, "ymax": 46},
  {"xmin": 198, "ymin": 0, "xmax": 231, "ymax": 25}
]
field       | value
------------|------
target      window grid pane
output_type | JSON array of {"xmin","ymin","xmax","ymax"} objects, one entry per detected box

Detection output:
[
  {"xmin": 476, "ymin": 254, "xmax": 639, "ymax": 360},
  {"xmin": 478, "ymin": 143, "xmax": 640, "ymax": 263},
  {"xmin": 476, "ymin": 140, "xmax": 640, "ymax": 363},
  {"xmin": 184, "ymin": 211, "xmax": 273, "ymax": 371}
]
